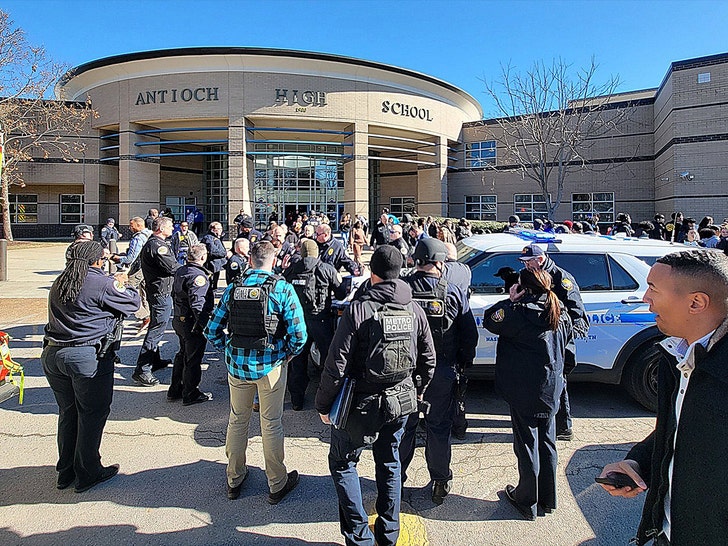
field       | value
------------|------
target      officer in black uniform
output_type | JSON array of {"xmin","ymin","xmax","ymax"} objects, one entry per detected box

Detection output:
[
  {"xmin": 387, "ymin": 224, "xmax": 409, "ymax": 267},
  {"xmin": 42, "ymin": 240, "xmax": 140, "ymax": 493},
  {"xmin": 235, "ymin": 216, "xmax": 264, "ymax": 245},
  {"xmin": 283, "ymin": 239, "xmax": 347, "ymax": 410},
  {"xmin": 315, "ymin": 245, "xmax": 436, "ymax": 546},
  {"xmin": 200, "ymin": 221, "xmax": 230, "ymax": 290},
  {"xmin": 400, "ymin": 238, "xmax": 479, "ymax": 505},
  {"xmin": 519, "ymin": 244, "xmax": 588, "ymax": 441},
  {"xmin": 168, "ymin": 243, "xmax": 215, "ymax": 406},
  {"xmin": 315, "ymin": 224, "xmax": 360, "ymax": 276},
  {"xmin": 133, "ymin": 216, "xmax": 180, "ymax": 386},
  {"xmin": 224, "ymin": 237, "xmax": 250, "ymax": 285}
]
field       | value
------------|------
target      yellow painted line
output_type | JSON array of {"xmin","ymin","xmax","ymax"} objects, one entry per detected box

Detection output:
[{"xmin": 368, "ymin": 512, "xmax": 429, "ymax": 545}]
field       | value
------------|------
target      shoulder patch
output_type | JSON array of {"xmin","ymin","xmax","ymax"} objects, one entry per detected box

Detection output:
[
  {"xmin": 194, "ymin": 275, "xmax": 207, "ymax": 287},
  {"xmin": 401, "ymin": 247, "xmax": 408, "ymax": 256},
  {"xmin": 158, "ymin": 245, "xmax": 169, "ymax": 255},
  {"xmin": 561, "ymin": 278, "xmax": 573, "ymax": 291},
  {"xmin": 250, "ymin": 235, "xmax": 258, "ymax": 243},
  {"xmin": 113, "ymin": 280, "xmax": 127, "ymax": 293},
  {"xmin": 230, "ymin": 261, "xmax": 239, "ymax": 270},
  {"xmin": 490, "ymin": 308, "xmax": 505, "ymax": 323},
  {"xmin": 327, "ymin": 247, "xmax": 334, "ymax": 256}
]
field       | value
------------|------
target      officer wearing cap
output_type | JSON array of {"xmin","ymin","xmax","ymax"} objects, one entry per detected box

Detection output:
[
  {"xmin": 494, "ymin": 266, "xmax": 520, "ymax": 292},
  {"xmin": 168, "ymin": 244, "xmax": 214, "ymax": 406},
  {"xmin": 316, "ymin": 245, "xmax": 436, "ymax": 546},
  {"xmin": 400, "ymin": 237, "xmax": 479, "ymax": 504},
  {"xmin": 315, "ymin": 224, "xmax": 360, "ymax": 276},
  {"xmin": 518, "ymin": 243, "xmax": 588, "ymax": 441},
  {"xmin": 42, "ymin": 240, "xmax": 140, "ymax": 492},
  {"xmin": 132, "ymin": 216, "xmax": 180, "ymax": 386},
  {"xmin": 235, "ymin": 216, "xmax": 264, "ymax": 245},
  {"xmin": 283, "ymin": 239, "xmax": 348, "ymax": 410},
  {"xmin": 66, "ymin": 224, "xmax": 95, "ymax": 262}
]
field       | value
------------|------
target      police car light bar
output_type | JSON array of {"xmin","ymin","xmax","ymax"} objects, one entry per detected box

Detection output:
[{"xmin": 508, "ymin": 228, "xmax": 561, "ymax": 243}]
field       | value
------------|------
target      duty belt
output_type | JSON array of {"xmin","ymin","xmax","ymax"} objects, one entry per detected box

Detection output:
[{"xmin": 46, "ymin": 339, "xmax": 99, "ymax": 348}]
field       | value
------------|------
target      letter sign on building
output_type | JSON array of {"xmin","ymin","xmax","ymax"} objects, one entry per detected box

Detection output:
[
  {"xmin": 135, "ymin": 87, "xmax": 220, "ymax": 105},
  {"xmin": 381, "ymin": 100, "xmax": 433, "ymax": 122},
  {"xmin": 274, "ymin": 89, "xmax": 327, "ymax": 107}
]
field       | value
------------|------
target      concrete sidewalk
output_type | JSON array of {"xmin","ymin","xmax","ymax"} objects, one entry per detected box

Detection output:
[{"xmin": 0, "ymin": 242, "xmax": 650, "ymax": 546}]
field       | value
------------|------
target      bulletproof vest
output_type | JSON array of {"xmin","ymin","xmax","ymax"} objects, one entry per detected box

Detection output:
[
  {"xmin": 358, "ymin": 301, "xmax": 416, "ymax": 386},
  {"xmin": 229, "ymin": 273, "xmax": 286, "ymax": 351},
  {"xmin": 290, "ymin": 264, "xmax": 325, "ymax": 315},
  {"xmin": 410, "ymin": 276, "xmax": 452, "ymax": 351}
]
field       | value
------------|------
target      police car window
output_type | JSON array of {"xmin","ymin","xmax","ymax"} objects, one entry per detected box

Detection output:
[
  {"xmin": 549, "ymin": 253, "xmax": 610, "ymax": 291},
  {"xmin": 636, "ymin": 256, "xmax": 659, "ymax": 266},
  {"xmin": 469, "ymin": 253, "xmax": 523, "ymax": 294},
  {"xmin": 608, "ymin": 255, "xmax": 639, "ymax": 290}
]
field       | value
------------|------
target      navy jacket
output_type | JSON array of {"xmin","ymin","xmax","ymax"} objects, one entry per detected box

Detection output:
[
  {"xmin": 484, "ymin": 294, "xmax": 570, "ymax": 417},
  {"xmin": 173, "ymin": 263, "xmax": 214, "ymax": 331},
  {"xmin": 140, "ymin": 235, "xmax": 180, "ymax": 297},
  {"xmin": 46, "ymin": 267, "xmax": 141, "ymax": 346},
  {"xmin": 318, "ymin": 237, "xmax": 359, "ymax": 276},
  {"xmin": 199, "ymin": 233, "xmax": 228, "ymax": 273}
]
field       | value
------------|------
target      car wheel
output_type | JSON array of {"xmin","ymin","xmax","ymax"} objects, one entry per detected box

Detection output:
[{"xmin": 622, "ymin": 342, "xmax": 660, "ymax": 412}]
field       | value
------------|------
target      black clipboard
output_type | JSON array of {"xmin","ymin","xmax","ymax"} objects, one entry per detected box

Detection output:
[{"xmin": 330, "ymin": 377, "xmax": 356, "ymax": 429}]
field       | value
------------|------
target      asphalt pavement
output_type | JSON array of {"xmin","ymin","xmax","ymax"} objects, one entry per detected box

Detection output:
[{"xmin": 0, "ymin": 242, "xmax": 656, "ymax": 545}]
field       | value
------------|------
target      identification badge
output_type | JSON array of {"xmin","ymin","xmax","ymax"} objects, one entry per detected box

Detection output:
[
  {"xmin": 233, "ymin": 286, "xmax": 262, "ymax": 300},
  {"xmin": 158, "ymin": 245, "xmax": 168, "ymax": 255},
  {"xmin": 490, "ymin": 308, "xmax": 505, "ymax": 322}
]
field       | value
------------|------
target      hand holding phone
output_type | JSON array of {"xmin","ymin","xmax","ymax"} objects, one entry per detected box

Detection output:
[{"xmin": 595, "ymin": 472, "xmax": 638, "ymax": 489}]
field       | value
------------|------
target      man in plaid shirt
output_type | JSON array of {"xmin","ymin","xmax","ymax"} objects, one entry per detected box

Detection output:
[{"xmin": 205, "ymin": 241, "xmax": 307, "ymax": 503}]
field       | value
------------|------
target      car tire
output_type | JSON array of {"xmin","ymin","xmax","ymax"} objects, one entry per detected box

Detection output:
[{"xmin": 622, "ymin": 342, "xmax": 660, "ymax": 412}]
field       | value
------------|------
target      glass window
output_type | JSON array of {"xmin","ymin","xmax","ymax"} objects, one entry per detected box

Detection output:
[
  {"xmin": 465, "ymin": 195, "xmax": 497, "ymax": 221},
  {"xmin": 165, "ymin": 196, "xmax": 196, "ymax": 223},
  {"xmin": 465, "ymin": 140, "xmax": 496, "ymax": 168},
  {"xmin": 572, "ymin": 192, "xmax": 614, "ymax": 225},
  {"xmin": 9, "ymin": 194, "xmax": 38, "ymax": 223},
  {"xmin": 513, "ymin": 193, "xmax": 548, "ymax": 222},
  {"xmin": 204, "ymin": 146, "xmax": 229, "ymax": 225},
  {"xmin": 469, "ymin": 253, "xmax": 523, "ymax": 294},
  {"xmin": 390, "ymin": 196, "xmax": 416, "ymax": 217},
  {"xmin": 550, "ymin": 253, "xmax": 610, "ymax": 291},
  {"xmin": 608, "ymin": 255, "xmax": 639, "ymax": 290},
  {"xmin": 60, "ymin": 194, "xmax": 84, "ymax": 224}
]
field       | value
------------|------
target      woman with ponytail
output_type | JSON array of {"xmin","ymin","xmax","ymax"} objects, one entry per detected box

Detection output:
[
  {"xmin": 42, "ymin": 240, "xmax": 140, "ymax": 493},
  {"xmin": 483, "ymin": 267, "xmax": 571, "ymax": 520}
]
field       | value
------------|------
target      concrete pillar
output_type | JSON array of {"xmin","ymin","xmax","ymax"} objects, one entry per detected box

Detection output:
[
  {"xmin": 227, "ymin": 120, "xmax": 249, "ymax": 234},
  {"xmin": 344, "ymin": 123, "xmax": 370, "ymax": 220},
  {"xmin": 118, "ymin": 122, "xmax": 161, "ymax": 222},
  {"xmin": 417, "ymin": 137, "xmax": 448, "ymax": 217}
]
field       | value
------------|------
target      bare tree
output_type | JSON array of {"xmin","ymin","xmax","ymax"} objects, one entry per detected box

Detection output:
[
  {"xmin": 482, "ymin": 58, "xmax": 636, "ymax": 220},
  {"xmin": 0, "ymin": 9, "xmax": 93, "ymax": 240}
]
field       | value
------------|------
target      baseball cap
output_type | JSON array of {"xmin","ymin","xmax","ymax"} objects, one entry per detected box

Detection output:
[
  {"xmin": 518, "ymin": 244, "xmax": 546, "ymax": 261},
  {"xmin": 241, "ymin": 217, "xmax": 254, "ymax": 228},
  {"xmin": 72, "ymin": 224, "xmax": 94, "ymax": 238}
]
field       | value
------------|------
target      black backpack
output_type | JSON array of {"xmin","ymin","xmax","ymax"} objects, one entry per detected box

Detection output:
[
  {"xmin": 359, "ymin": 301, "xmax": 416, "ymax": 385},
  {"xmin": 410, "ymin": 276, "xmax": 452, "ymax": 350}
]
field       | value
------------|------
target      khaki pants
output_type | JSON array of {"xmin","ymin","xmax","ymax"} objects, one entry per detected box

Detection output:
[
  {"xmin": 226, "ymin": 363, "xmax": 289, "ymax": 493},
  {"xmin": 127, "ymin": 269, "xmax": 149, "ymax": 320}
]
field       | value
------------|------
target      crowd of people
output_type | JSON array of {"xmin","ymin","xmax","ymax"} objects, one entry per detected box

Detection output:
[{"xmin": 42, "ymin": 206, "xmax": 728, "ymax": 545}]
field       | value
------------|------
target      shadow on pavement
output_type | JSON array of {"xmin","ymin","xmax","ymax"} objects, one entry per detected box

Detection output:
[{"xmin": 566, "ymin": 442, "xmax": 645, "ymax": 546}]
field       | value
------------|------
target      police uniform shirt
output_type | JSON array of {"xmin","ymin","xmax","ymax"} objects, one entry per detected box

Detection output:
[
  {"xmin": 319, "ymin": 237, "xmax": 359, "ymax": 275},
  {"xmin": 173, "ymin": 263, "xmax": 214, "ymax": 327},
  {"xmin": 389, "ymin": 238, "xmax": 409, "ymax": 267},
  {"xmin": 224, "ymin": 254, "xmax": 249, "ymax": 283},
  {"xmin": 541, "ymin": 256, "xmax": 589, "ymax": 336},
  {"xmin": 236, "ymin": 228, "xmax": 264, "ymax": 245},
  {"xmin": 140, "ymin": 235, "xmax": 180, "ymax": 296},
  {"xmin": 46, "ymin": 268, "xmax": 141, "ymax": 346}
]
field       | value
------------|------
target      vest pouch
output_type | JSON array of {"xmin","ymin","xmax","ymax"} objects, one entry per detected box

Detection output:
[
  {"xmin": 365, "ymin": 306, "xmax": 415, "ymax": 384},
  {"xmin": 382, "ymin": 380, "xmax": 417, "ymax": 421},
  {"xmin": 230, "ymin": 335, "xmax": 268, "ymax": 351}
]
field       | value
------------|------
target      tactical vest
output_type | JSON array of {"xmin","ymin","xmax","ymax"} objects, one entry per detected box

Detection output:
[
  {"xmin": 410, "ymin": 276, "xmax": 452, "ymax": 351},
  {"xmin": 358, "ymin": 301, "xmax": 416, "ymax": 386},
  {"xmin": 229, "ymin": 272, "xmax": 286, "ymax": 351},
  {"xmin": 290, "ymin": 265, "xmax": 325, "ymax": 315}
]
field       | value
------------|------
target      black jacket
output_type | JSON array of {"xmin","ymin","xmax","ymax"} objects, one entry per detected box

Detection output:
[
  {"xmin": 318, "ymin": 237, "xmax": 359, "ymax": 276},
  {"xmin": 141, "ymin": 235, "xmax": 180, "ymax": 297},
  {"xmin": 315, "ymin": 279, "xmax": 436, "ymax": 413},
  {"xmin": 172, "ymin": 263, "xmax": 214, "ymax": 331},
  {"xmin": 283, "ymin": 256, "xmax": 347, "ymax": 317},
  {"xmin": 626, "ymin": 319, "xmax": 728, "ymax": 546},
  {"xmin": 541, "ymin": 256, "xmax": 589, "ymax": 338},
  {"xmin": 403, "ymin": 271, "xmax": 478, "ymax": 368},
  {"xmin": 199, "ymin": 233, "xmax": 228, "ymax": 273},
  {"xmin": 483, "ymin": 295, "xmax": 570, "ymax": 417}
]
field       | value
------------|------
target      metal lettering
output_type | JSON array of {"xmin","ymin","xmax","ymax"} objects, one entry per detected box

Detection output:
[
  {"xmin": 207, "ymin": 87, "xmax": 219, "ymax": 101},
  {"xmin": 194, "ymin": 88, "xmax": 206, "ymax": 101},
  {"xmin": 301, "ymin": 90, "xmax": 314, "ymax": 105},
  {"xmin": 158, "ymin": 89, "xmax": 167, "ymax": 103},
  {"xmin": 171, "ymin": 89, "xmax": 177, "ymax": 102},
  {"xmin": 381, "ymin": 100, "xmax": 390, "ymax": 113},
  {"xmin": 135, "ymin": 93, "xmax": 146, "ymax": 106},
  {"xmin": 275, "ymin": 89, "xmax": 288, "ymax": 103},
  {"xmin": 180, "ymin": 88, "xmax": 193, "ymax": 102},
  {"xmin": 145, "ymin": 91, "xmax": 156, "ymax": 104}
]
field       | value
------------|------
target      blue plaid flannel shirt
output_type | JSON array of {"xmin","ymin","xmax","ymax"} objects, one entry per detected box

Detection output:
[{"xmin": 205, "ymin": 269, "xmax": 307, "ymax": 380}]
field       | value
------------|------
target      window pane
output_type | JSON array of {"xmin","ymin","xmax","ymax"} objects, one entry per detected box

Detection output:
[
  {"xmin": 550, "ymin": 253, "xmax": 610, "ymax": 291},
  {"xmin": 608, "ymin": 255, "xmax": 639, "ymax": 291},
  {"xmin": 470, "ymin": 253, "xmax": 523, "ymax": 294}
]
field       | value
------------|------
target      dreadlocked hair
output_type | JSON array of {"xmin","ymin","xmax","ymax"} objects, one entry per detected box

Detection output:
[
  {"xmin": 54, "ymin": 241, "xmax": 104, "ymax": 304},
  {"xmin": 518, "ymin": 268, "xmax": 561, "ymax": 331}
]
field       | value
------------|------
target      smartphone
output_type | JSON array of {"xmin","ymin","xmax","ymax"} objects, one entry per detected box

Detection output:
[{"xmin": 595, "ymin": 472, "xmax": 638, "ymax": 489}]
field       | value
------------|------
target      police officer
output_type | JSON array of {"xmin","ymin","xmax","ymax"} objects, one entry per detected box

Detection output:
[
  {"xmin": 133, "ymin": 216, "xmax": 180, "ymax": 386},
  {"xmin": 370, "ymin": 213, "xmax": 390, "ymax": 249},
  {"xmin": 387, "ymin": 224, "xmax": 409, "ymax": 267},
  {"xmin": 519, "ymin": 243, "xmax": 588, "ymax": 441},
  {"xmin": 502, "ymin": 215, "xmax": 522, "ymax": 232},
  {"xmin": 167, "ymin": 244, "xmax": 214, "ymax": 405},
  {"xmin": 400, "ymin": 237, "xmax": 479, "ymax": 504},
  {"xmin": 315, "ymin": 224, "xmax": 360, "ymax": 276},
  {"xmin": 42, "ymin": 240, "xmax": 140, "ymax": 492},
  {"xmin": 205, "ymin": 241, "xmax": 307, "ymax": 503},
  {"xmin": 200, "ymin": 221, "xmax": 230, "ymax": 290},
  {"xmin": 269, "ymin": 225, "xmax": 297, "ymax": 273},
  {"xmin": 111, "ymin": 217, "xmax": 152, "ymax": 334},
  {"xmin": 283, "ymin": 239, "xmax": 347, "ymax": 410},
  {"xmin": 66, "ymin": 224, "xmax": 95, "ymax": 262},
  {"xmin": 171, "ymin": 220, "xmax": 199, "ymax": 264},
  {"xmin": 315, "ymin": 245, "xmax": 436, "ymax": 546},
  {"xmin": 224, "ymin": 237, "xmax": 250, "ymax": 285},
  {"xmin": 235, "ymin": 216, "xmax": 264, "ymax": 245}
]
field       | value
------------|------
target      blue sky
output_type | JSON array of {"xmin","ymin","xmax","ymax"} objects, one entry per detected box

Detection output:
[{"xmin": 4, "ymin": 0, "xmax": 728, "ymax": 116}]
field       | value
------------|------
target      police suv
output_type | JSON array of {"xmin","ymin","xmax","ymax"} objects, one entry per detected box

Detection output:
[{"xmin": 458, "ymin": 230, "xmax": 687, "ymax": 411}]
